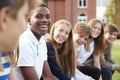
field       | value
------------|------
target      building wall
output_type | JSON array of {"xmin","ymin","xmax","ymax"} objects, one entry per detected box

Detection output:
[
  {"xmin": 68, "ymin": 0, "xmax": 96, "ymax": 26},
  {"xmin": 48, "ymin": 0, "xmax": 96, "ymax": 26},
  {"xmin": 48, "ymin": 0, "xmax": 65, "ymax": 24}
]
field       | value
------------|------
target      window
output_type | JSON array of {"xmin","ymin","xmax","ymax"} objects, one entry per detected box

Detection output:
[
  {"xmin": 78, "ymin": 13, "xmax": 87, "ymax": 22},
  {"xmin": 78, "ymin": 0, "xmax": 87, "ymax": 8}
]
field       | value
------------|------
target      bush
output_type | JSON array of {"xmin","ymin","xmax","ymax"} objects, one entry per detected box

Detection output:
[{"xmin": 117, "ymin": 34, "xmax": 120, "ymax": 39}]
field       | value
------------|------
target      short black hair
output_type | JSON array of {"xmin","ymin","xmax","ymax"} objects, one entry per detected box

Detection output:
[
  {"xmin": 26, "ymin": 3, "xmax": 49, "ymax": 17},
  {"xmin": 39, "ymin": 3, "xmax": 49, "ymax": 9}
]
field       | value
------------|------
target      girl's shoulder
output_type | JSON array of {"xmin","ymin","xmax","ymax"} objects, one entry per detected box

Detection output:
[
  {"xmin": 46, "ymin": 42, "xmax": 55, "ymax": 56},
  {"xmin": 46, "ymin": 41, "xmax": 53, "ymax": 47},
  {"xmin": 46, "ymin": 41, "xmax": 54, "ymax": 51}
]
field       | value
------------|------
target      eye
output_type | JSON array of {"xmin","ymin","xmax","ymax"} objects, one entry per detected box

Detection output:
[
  {"xmin": 46, "ymin": 14, "xmax": 50, "ymax": 19},
  {"xmin": 65, "ymin": 31, "xmax": 69, "ymax": 36},
  {"xmin": 79, "ymin": 35, "xmax": 84, "ymax": 38},
  {"xmin": 97, "ymin": 27, "xmax": 101, "ymax": 32},
  {"xmin": 35, "ymin": 14, "xmax": 43, "ymax": 19},
  {"xmin": 59, "ymin": 29, "xmax": 64, "ymax": 32},
  {"xmin": 85, "ymin": 38, "xmax": 89, "ymax": 40},
  {"xmin": 93, "ymin": 26, "xmax": 97, "ymax": 29},
  {"xmin": 109, "ymin": 32, "xmax": 113, "ymax": 35},
  {"xmin": 110, "ymin": 32, "xmax": 117, "ymax": 37}
]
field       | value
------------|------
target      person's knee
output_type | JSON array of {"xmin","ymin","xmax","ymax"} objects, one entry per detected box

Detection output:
[
  {"xmin": 94, "ymin": 67, "xmax": 101, "ymax": 76},
  {"xmin": 90, "ymin": 67, "xmax": 101, "ymax": 80},
  {"xmin": 101, "ymin": 68, "xmax": 112, "ymax": 80}
]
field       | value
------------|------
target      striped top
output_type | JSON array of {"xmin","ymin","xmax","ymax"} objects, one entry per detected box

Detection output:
[{"xmin": 0, "ymin": 52, "xmax": 10, "ymax": 80}]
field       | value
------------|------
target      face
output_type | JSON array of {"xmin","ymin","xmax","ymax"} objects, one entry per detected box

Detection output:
[
  {"xmin": 91, "ymin": 23, "xmax": 102, "ymax": 38},
  {"xmin": 53, "ymin": 24, "xmax": 71, "ymax": 44},
  {"xmin": 30, "ymin": 6, "xmax": 51, "ymax": 35},
  {"xmin": 104, "ymin": 32, "xmax": 118, "ymax": 44},
  {"xmin": 0, "ymin": 2, "xmax": 28, "ymax": 52},
  {"xmin": 73, "ymin": 33, "xmax": 89, "ymax": 48}
]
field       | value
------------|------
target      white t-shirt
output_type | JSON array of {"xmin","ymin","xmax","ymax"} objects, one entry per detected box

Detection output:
[
  {"xmin": 17, "ymin": 28, "xmax": 47, "ymax": 79},
  {"xmin": 77, "ymin": 41, "xmax": 94, "ymax": 64}
]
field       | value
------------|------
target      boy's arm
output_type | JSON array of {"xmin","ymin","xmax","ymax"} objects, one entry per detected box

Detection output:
[
  {"xmin": 42, "ymin": 60, "xmax": 58, "ymax": 80},
  {"xmin": 19, "ymin": 67, "xmax": 39, "ymax": 80},
  {"xmin": 116, "ymin": 65, "xmax": 120, "ymax": 73},
  {"xmin": 102, "ymin": 44, "xmax": 116, "ymax": 70},
  {"xmin": 104, "ymin": 44, "xmax": 115, "ymax": 63},
  {"xmin": 9, "ymin": 67, "xmax": 18, "ymax": 80}
]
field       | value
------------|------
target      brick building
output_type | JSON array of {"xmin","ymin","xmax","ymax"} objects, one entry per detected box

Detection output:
[{"xmin": 48, "ymin": 0, "xmax": 96, "ymax": 26}]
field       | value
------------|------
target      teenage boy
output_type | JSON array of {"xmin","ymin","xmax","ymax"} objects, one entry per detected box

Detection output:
[
  {"xmin": 17, "ymin": 3, "xmax": 58, "ymax": 80},
  {"xmin": 100, "ymin": 24, "xmax": 120, "ymax": 80}
]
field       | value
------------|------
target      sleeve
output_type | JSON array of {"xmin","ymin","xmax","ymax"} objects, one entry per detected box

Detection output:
[
  {"xmin": 46, "ymin": 42, "xmax": 71, "ymax": 80},
  {"xmin": 104, "ymin": 44, "xmax": 115, "ymax": 63},
  {"xmin": 18, "ymin": 40, "xmax": 35, "ymax": 67},
  {"xmin": 100, "ymin": 44, "xmax": 115, "ymax": 70}
]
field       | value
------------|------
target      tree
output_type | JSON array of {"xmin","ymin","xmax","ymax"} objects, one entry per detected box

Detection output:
[
  {"xmin": 104, "ymin": 0, "xmax": 120, "ymax": 28},
  {"xmin": 43, "ymin": 0, "xmax": 48, "ymax": 4}
]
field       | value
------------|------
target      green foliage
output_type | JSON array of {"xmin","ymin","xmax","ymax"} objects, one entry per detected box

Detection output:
[
  {"xmin": 104, "ymin": 0, "xmax": 120, "ymax": 29},
  {"xmin": 104, "ymin": 0, "xmax": 116, "ymax": 23},
  {"xmin": 43, "ymin": 0, "xmax": 48, "ymax": 4},
  {"xmin": 111, "ymin": 40, "xmax": 120, "ymax": 80}
]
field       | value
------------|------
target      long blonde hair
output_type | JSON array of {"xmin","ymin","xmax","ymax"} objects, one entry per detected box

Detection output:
[{"xmin": 48, "ymin": 19, "xmax": 75, "ymax": 77}]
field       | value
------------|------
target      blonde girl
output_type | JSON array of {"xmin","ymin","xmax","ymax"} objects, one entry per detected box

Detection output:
[{"xmin": 46, "ymin": 19, "xmax": 75, "ymax": 80}]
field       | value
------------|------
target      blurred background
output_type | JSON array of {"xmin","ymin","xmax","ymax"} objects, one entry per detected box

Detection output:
[{"xmin": 43, "ymin": 0, "xmax": 120, "ymax": 32}]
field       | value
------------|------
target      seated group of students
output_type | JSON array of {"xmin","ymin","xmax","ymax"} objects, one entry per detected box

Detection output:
[{"xmin": 0, "ymin": 1, "xmax": 120, "ymax": 80}]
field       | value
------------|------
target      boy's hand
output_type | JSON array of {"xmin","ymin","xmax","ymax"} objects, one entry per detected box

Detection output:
[{"xmin": 116, "ymin": 65, "xmax": 120, "ymax": 73}]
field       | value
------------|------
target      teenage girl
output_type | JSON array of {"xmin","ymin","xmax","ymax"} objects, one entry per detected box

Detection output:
[
  {"xmin": 76, "ymin": 19, "xmax": 105, "ymax": 80},
  {"xmin": 46, "ymin": 19, "xmax": 75, "ymax": 80},
  {"xmin": 73, "ymin": 22, "xmax": 96, "ymax": 80}
]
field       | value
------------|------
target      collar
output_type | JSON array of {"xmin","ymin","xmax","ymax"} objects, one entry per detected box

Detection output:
[{"xmin": 26, "ymin": 28, "xmax": 44, "ymax": 46}]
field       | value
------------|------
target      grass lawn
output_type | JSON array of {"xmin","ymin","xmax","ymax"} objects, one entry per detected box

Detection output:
[{"xmin": 111, "ymin": 39, "xmax": 120, "ymax": 80}]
